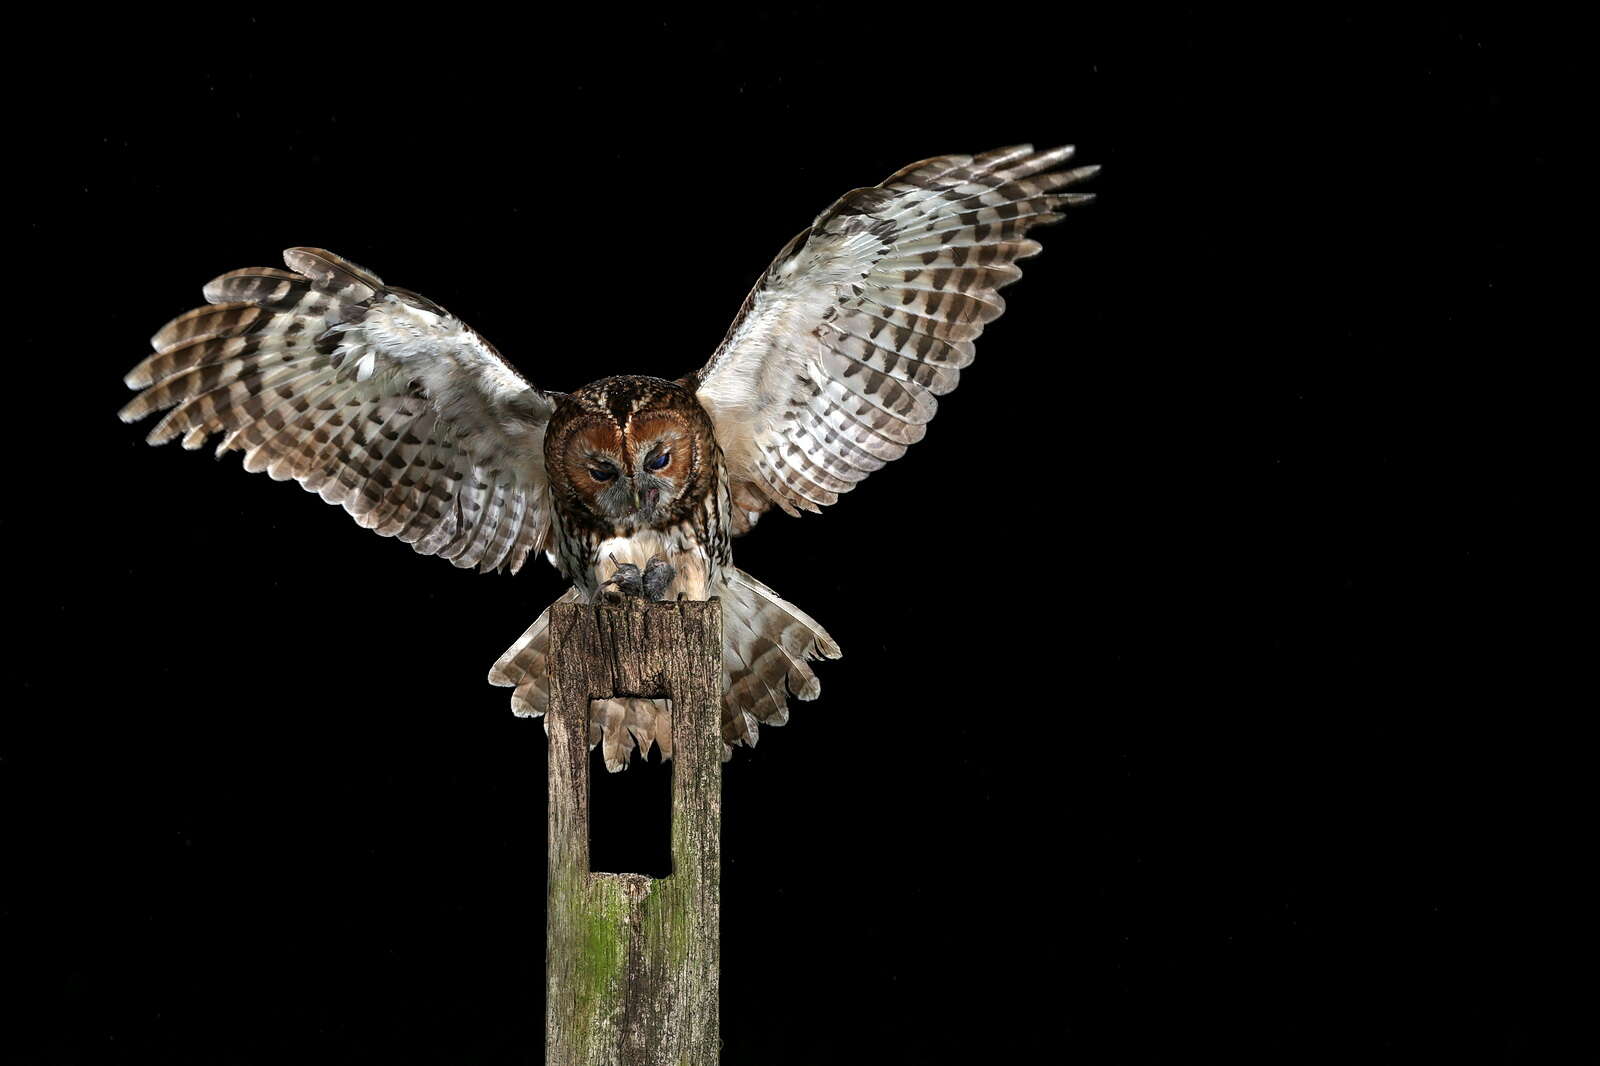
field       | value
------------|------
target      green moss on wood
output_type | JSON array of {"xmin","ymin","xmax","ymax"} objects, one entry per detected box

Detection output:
[{"xmin": 546, "ymin": 601, "xmax": 721, "ymax": 1063}]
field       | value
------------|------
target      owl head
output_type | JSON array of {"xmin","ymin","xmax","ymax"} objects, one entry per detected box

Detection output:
[{"xmin": 546, "ymin": 375, "xmax": 718, "ymax": 532}]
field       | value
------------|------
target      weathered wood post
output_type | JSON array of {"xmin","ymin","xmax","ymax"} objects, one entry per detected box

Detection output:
[{"xmin": 545, "ymin": 599, "xmax": 722, "ymax": 1065}]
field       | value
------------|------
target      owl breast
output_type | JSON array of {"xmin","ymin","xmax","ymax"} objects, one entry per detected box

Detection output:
[{"xmin": 593, "ymin": 528, "xmax": 714, "ymax": 600}]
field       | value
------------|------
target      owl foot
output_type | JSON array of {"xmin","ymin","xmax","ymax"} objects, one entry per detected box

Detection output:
[
  {"xmin": 596, "ymin": 555, "xmax": 643, "ymax": 604},
  {"xmin": 596, "ymin": 554, "xmax": 676, "ymax": 604},
  {"xmin": 642, "ymin": 555, "xmax": 676, "ymax": 601}
]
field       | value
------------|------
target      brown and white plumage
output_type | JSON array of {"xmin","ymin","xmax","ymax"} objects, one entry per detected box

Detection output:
[
  {"xmin": 121, "ymin": 247, "xmax": 555, "ymax": 574},
  {"xmin": 695, "ymin": 144, "xmax": 1097, "ymax": 528},
  {"xmin": 120, "ymin": 145, "xmax": 1094, "ymax": 770}
]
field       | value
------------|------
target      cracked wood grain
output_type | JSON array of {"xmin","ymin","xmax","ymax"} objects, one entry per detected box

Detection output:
[{"xmin": 545, "ymin": 600, "xmax": 722, "ymax": 1065}]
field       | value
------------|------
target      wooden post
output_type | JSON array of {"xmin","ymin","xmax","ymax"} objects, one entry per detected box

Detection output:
[{"xmin": 545, "ymin": 599, "xmax": 722, "ymax": 1065}]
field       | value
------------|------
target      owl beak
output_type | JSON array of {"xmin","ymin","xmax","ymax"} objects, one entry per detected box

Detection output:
[{"xmin": 628, "ymin": 480, "xmax": 660, "ymax": 515}]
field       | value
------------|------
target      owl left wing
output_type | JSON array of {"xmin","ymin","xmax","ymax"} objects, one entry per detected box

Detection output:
[
  {"xmin": 121, "ymin": 247, "xmax": 557, "ymax": 574},
  {"xmin": 692, "ymin": 144, "xmax": 1096, "ymax": 530}
]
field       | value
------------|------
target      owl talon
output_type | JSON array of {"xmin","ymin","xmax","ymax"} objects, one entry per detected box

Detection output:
[
  {"xmin": 642, "ymin": 555, "xmax": 676, "ymax": 602},
  {"xmin": 596, "ymin": 554, "xmax": 644, "ymax": 604}
]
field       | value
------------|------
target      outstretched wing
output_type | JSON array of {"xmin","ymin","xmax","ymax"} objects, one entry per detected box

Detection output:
[
  {"xmin": 693, "ymin": 144, "xmax": 1095, "ymax": 530},
  {"xmin": 121, "ymin": 247, "xmax": 555, "ymax": 574}
]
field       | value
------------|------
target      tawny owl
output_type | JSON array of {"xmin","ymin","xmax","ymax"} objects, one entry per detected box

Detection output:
[{"xmin": 119, "ymin": 144, "xmax": 1096, "ymax": 769}]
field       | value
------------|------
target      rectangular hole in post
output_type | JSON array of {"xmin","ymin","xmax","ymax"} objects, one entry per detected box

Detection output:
[{"xmin": 588, "ymin": 733, "xmax": 673, "ymax": 879}]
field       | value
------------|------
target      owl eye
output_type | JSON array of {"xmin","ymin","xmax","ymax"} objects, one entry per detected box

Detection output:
[
  {"xmin": 589, "ymin": 465, "xmax": 617, "ymax": 482},
  {"xmin": 646, "ymin": 451, "xmax": 671, "ymax": 472}
]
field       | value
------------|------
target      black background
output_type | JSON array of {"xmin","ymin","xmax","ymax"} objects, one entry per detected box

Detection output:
[{"xmin": 5, "ymin": 9, "xmax": 1572, "ymax": 1064}]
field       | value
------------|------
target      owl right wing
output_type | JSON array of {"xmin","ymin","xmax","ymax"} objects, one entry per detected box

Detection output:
[
  {"xmin": 120, "ymin": 247, "xmax": 556, "ymax": 574},
  {"xmin": 692, "ymin": 145, "xmax": 1096, "ymax": 532}
]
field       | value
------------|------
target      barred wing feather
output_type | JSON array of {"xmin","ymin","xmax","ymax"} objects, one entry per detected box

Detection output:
[
  {"xmin": 693, "ymin": 145, "xmax": 1096, "ymax": 528},
  {"xmin": 120, "ymin": 247, "xmax": 556, "ymax": 574}
]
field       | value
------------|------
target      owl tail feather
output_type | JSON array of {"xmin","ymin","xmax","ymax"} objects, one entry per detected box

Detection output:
[{"xmin": 487, "ymin": 568, "xmax": 839, "ymax": 771}]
